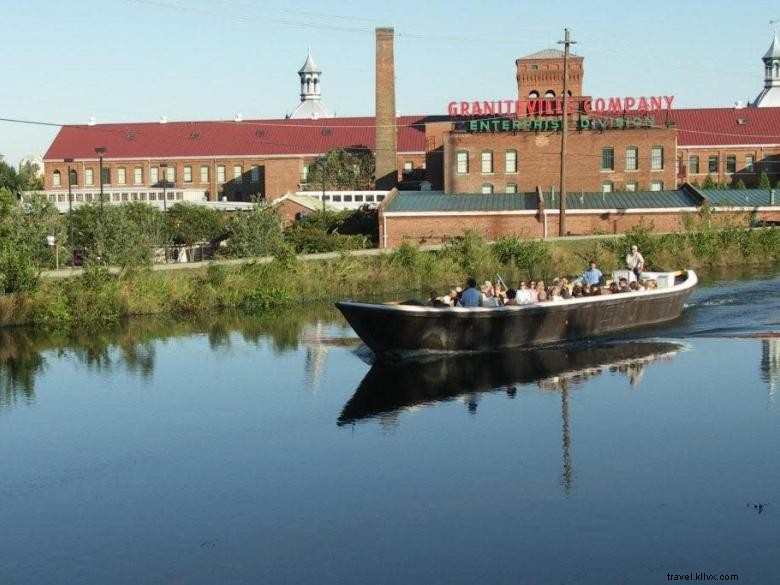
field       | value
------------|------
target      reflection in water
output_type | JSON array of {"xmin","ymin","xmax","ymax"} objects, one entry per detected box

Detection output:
[
  {"xmin": 0, "ymin": 304, "xmax": 348, "ymax": 410},
  {"xmin": 338, "ymin": 341, "xmax": 684, "ymax": 426},
  {"xmin": 340, "ymin": 341, "xmax": 684, "ymax": 495},
  {"xmin": 762, "ymin": 339, "xmax": 780, "ymax": 401}
]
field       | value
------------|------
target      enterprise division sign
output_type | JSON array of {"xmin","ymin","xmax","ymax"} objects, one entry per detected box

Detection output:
[{"xmin": 462, "ymin": 116, "xmax": 657, "ymax": 133}]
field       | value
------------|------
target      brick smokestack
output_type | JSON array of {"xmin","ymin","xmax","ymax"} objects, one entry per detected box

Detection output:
[{"xmin": 375, "ymin": 27, "xmax": 397, "ymax": 190}]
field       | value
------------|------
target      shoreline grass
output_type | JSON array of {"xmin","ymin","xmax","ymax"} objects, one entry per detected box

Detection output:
[{"xmin": 1, "ymin": 224, "xmax": 778, "ymax": 329}]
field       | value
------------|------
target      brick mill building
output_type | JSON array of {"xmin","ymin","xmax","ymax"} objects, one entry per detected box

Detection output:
[{"xmin": 40, "ymin": 30, "xmax": 780, "ymax": 243}]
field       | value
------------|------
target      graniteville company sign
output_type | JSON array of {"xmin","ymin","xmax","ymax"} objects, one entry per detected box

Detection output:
[{"xmin": 447, "ymin": 96, "xmax": 675, "ymax": 117}]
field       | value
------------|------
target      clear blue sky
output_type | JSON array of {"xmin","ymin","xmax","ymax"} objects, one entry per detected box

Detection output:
[{"xmin": 1, "ymin": 0, "xmax": 778, "ymax": 166}]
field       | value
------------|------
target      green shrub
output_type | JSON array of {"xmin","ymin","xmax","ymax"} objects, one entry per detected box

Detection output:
[{"xmin": 0, "ymin": 246, "xmax": 39, "ymax": 294}]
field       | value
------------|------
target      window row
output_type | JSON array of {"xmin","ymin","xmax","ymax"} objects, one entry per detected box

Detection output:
[
  {"xmin": 477, "ymin": 181, "xmax": 665, "ymax": 194},
  {"xmin": 46, "ymin": 191, "xmax": 185, "ymax": 203},
  {"xmin": 52, "ymin": 164, "xmax": 262, "ymax": 187},
  {"xmin": 687, "ymin": 154, "xmax": 755, "ymax": 174},
  {"xmin": 600, "ymin": 146, "xmax": 664, "ymax": 171},
  {"xmin": 456, "ymin": 150, "xmax": 518, "ymax": 175}
]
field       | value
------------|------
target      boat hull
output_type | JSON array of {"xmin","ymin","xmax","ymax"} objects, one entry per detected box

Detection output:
[{"xmin": 336, "ymin": 270, "xmax": 697, "ymax": 358}]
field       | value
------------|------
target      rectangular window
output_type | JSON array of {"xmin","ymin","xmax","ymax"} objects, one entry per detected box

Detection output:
[
  {"xmin": 117, "ymin": 168, "xmax": 126, "ymax": 185},
  {"xmin": 601, "ymin": 181, "xmax": 613, "ymax": 193},
  {"xmin": 689, "ymin": 155, "xmax": 699, "ymax": 174},
  {"xmin": 101, "ymin": 167, "xmax": 111, "ymax": 185},
  {"xmin": 625, "ymin": 147, "xmax": 638, "ymax": 171},
  {"xmin": 745, "ymin": 155, "xmax": 754, "ymax": 173},
  {"xmin": 505, "ymin": 183, "xmax": 517, "ymax": 194},
  {"xmin": 217, "ymin": 165, "xmax": 226, "ymax": 183},
  {"xmin": 344, "ymin": 195, "xmax": 353, "ymax": 202},
  {"xmin": 184, "ymin": 166, "xmax": 192, "ymax": 183},
  {"xmin": 233, "ymin": 164, "xmax": 242, "ymax": 182},
  {"xmin": 165, "ymin": 166, "xmax": 175, "ymax": 184},
  {"xmin": 481, "ymin": 183, "xmax": 493, "ymax": 194},
  {"xmin": 625, "ymin": 181, "xmax": 638, "ymax": 192},
  {"xmin": 250, "ymin": 165, "xmax": 260, "ymax": 183},
  {"xmin": 301, "ymin": 164, "xmax": 309, "ymax": 183},
  {"xmin": 505, "ymin": 150, "xmax": 517, "ymax": 173},
  {"xmin": 403, "ymin": 161, "xmax": 413, "ymax": 174},
  {"xmin": 726, "ymin": 155, "xmax": 736, "ymax": 174},
  {"xmin": 354, "ymin": 195, "xmax": 364, "ymax": 202},
  {"xmin": 481, "ymin": 150, "xmax": 493, "ymax": 174},
  {"xmin": 332, "ymin": 195, "xmax": 342, "ymax": 202},
  {"xmin": 85, "ymin": 168, "xmax": 94, "ymax": 186},
  {"xmin": 650, "ymin": 180, "xmax": 663, "ymax": 191},
  {"xmin": 53, "ymin": 171, "xmax": 61, "ymax": 187},
  {"xmin": 134, "ymin": 167, "xmax": 143, "ymax": 185},
  {"xmin": 200, "ymin": 165, "xmax": 209, "ymax": 183},
  {"xmin": 456, "ymin": 151, "xmax": 468, "ymax": 174},
  {"xmin": 150, "ymin": 167, "xmax": 159, "ymax": 185},
  {"xmin": 651, "ymin": 146, "xmax": 664, "ymax": 170},
  {"xmin": 601, "ymin": 147, "xmax": 615, "ymax": 171},
  {"xmin": 708, "ymin": 155, "xmax": 718, "ymax": 173}
]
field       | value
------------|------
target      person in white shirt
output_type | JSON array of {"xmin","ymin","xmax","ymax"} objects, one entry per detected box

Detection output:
[{"xmin": 626, "ymin": 245, "xmax": 645, "ymax": 278}]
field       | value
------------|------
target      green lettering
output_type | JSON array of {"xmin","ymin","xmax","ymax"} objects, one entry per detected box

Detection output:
[
  {"xmin": 479, "ymin": 120, "xmax": 491, "ymax": 132},
  {"xmin": 512, "ymin": 120, "xmax": 521, "ymax": 131},
  {"xmin": 644, "ymin": 116, "xmax": 654, "ymax": 127},
  {"xmin": 469, "ymin": 120, "xmax": 478, "ymax": 132},
  {"xmin": 532, "ymin": 119, "xmax": 543, "ymax": 131},
  {"xmin": 502, "ymin": 120, "xmax": 510, "ymax": 131}
]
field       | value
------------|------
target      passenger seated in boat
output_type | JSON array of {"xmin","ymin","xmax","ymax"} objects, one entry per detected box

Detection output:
[
  {"xmin": 560, "ymin": 278, "xmax": 572, "ymax": 299},
  {"xmin": 459, "ymin": 278, "xmax": 482, "ymax": 307},
  {"xmin": 516, "ymin": 282, "xmax": 533, "ymax": 304},
  {"xmin": 581, "ymin": 260, "xmax": 604, "ymax": 286},
  {"xmin": 504, "ymin": 288, "xmax": 517, "ymax": 305},
  {"xmin": 550, "ymin": 285, "xmax": 563, "ymax": 301},
  {"xmin": 629, "ymin": 281, "xmax": 641, "ymax": 292},
  {"xmin": 571, "ymin": 284, "xmax": 583, "ymax": 298},
  {"xmin": 528, "ymin": 281, "xmax": 539, "ymax": 302},
  {"xmin": 481, "ymin": 282, "xmax": 501, "ymax": 307},
  {"xmin": 608, "ymin": 282, "xmax": 619, "ymax": 294},
  {"xmin": 618, "ymin": 277, "xmax": 630, "ymax": 293},
  {"xmin": 581, "ymin": 283, "xmax": 591, "ymax": 296},
  {"xmin": 590, "ymin": 284, "xmax": 603, "ymax": 296}
]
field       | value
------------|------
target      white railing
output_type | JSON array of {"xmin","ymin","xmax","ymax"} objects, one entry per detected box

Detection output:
[{"xmin": 294, "ymin": 190, "xmax": 387, "ymax": 210}]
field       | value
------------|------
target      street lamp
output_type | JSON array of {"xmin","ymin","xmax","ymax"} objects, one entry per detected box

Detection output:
[
  {"xmin": 64, "ymin": 158, "xmax": 74, "ymax": 264},
  {"xmin": 160, "ymin": 163, "xmax": 168, "ymax": 211},
  {"xmin": 95, "ymin": 146, "xmax": 107, "ymax": 208}
]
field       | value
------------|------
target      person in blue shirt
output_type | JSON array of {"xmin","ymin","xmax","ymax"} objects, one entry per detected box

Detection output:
[
  {"xmin": 581, "ymin": 260, "xmax": 604, "ymax": 286},
  {"xmin": 459, "ymin": 277, "xmax": 483, "ymax": 307}
]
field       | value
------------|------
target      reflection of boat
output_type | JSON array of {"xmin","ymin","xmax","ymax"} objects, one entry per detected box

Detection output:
[
  {"xmin": 336, "ymin": 270, "xmax": 696, "ymax": 359},
  {"xmin": 337, "ymin": 341, "xmax": 683, "ymax": 425}
]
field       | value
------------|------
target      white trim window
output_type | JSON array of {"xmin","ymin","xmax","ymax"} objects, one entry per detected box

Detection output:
[
  {"xmin": 184, "ymin": 165, "xmax": 193, "ymax": 183},
  {"xmin": 625, "ymin": 146, "xmax": 638, "ymax": 171},
  {"xmin": 481, "ymin": 150, "xmax": 493, "ymax": 174},
  {"xmin": 505, "ymin": 149, "xmax": 517, "ymax": 174},
  {"xmin": 650, "ymin": 180, "xmax": 663, "ymax": 191},
  {"xmin": 133, "ymin": 167, "xmax": 143, "ymax": 185},
  {"xmin": 217, "ymin": 165, "xmax": 226, "ymax": 183},
  {"xmin": 233, "ymin": 164, "xmax": 243, "ymax": 183},
  {"xmin": 456, "ymin": 150, "xmax": 469, "ymax": 174},
  {"xmin": 250, "ymin": 165, "xmax": 260, "ymax": 183},
  {"xmin": 52, "ymin": 170, "xmax": 61, "ymax": 187},
  {"xmin": 505, "ymin": 183, "xmax": 517, "ymax": 194},
  {"xmin": 165, "ymin": 166, "xmax": 175, "ymax": 184},
  {"xmin": 85, "ymin": 168, "xmax": 94, "ymax": 186},
  {"xmin": 150, "ymin": 167, "xmax": 159, "ymax": 185},
  {"xmin": 200, "ymin": 165, "xmax": 209, "ymax": 183},
  {"xmin": 481, "ymin": 183, "xmax": 494, "ymax": 194},
  {"xmin": 651, "ymin": 146, "xmax": 664, "ymax": 171},
  {"xmin": 117, "ymin": 167, "xmax": 126, "ymax": 185}
]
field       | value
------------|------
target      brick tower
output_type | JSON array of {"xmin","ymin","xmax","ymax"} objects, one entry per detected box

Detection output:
[
  {"xmin": 375, "ymin": 27, "xmax": 397, "ymax": 190},
  {"xmin": 515, "ymin": 49, "xmax": 584, "ymax": 99}
]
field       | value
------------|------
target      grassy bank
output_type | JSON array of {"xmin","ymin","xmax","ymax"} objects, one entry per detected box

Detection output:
[{"xmin": 1, "ymin": 221, "xmax": 778, "ymax": 328}]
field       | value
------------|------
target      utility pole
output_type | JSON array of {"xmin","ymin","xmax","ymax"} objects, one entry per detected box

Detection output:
[{"xmin": 557, "ymin": 28, "xmax": 575, "ymax": 237}]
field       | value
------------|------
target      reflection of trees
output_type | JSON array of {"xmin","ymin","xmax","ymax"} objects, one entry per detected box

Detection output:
[{"xmin": 0, "ymin": 303, "xmax": 344, "ymax": 409}]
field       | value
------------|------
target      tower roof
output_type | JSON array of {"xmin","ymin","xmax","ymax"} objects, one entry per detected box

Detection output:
[
  {"xmin": 298, "ymin": 51, "xmax": 320, "ymax": 74},
  {"xmin": 518, "ymin": 48, "xmax": 580, "ymax": 60}
]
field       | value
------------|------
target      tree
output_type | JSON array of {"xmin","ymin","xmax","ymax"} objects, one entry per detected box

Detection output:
[
  {"xmin": 222, "ymin": 201, "xmax": 284, "ymax": 257},
  {"xmin": 167, "ymin": 203, "xmax": 226, "ymax": 246},
  {"xmin": 701, "ymin": 174, "xmax": 717, "ymax": 189},
  {"xmin": 305, "ymin": 147, "xmax": 375, "ymax": 191},
  {"xmin": 758, "ymin": 171, "xmax": 771, "ymax": 189}
]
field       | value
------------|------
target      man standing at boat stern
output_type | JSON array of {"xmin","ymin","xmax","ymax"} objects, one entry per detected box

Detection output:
[
  {"xmin": 626, "ymin": 245, "xmax": 645, "ymax": 278},
  {"xmin": 459, "ymin": 278, "xmax": 483, "ymax": 307}
]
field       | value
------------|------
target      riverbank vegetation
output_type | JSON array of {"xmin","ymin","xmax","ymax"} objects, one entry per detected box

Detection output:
[{"xmin": 1, "ymin": 192, "xmax": 778, "ymax": 328}]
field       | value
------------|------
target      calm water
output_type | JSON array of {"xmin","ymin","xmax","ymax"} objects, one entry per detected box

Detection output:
[{"xmin": 1, "ymin": 266, "xmax": 779, "ymax": 585}]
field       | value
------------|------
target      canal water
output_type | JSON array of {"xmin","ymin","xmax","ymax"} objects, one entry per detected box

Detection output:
[{"xmin": 1, "ymin": 266, "xmax": 778, "ymax": 584}]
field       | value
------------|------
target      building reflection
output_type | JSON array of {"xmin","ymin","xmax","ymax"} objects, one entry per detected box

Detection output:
[{"xmin": 761, "ymin": 339, "xmax": 780, "ymax": 402}]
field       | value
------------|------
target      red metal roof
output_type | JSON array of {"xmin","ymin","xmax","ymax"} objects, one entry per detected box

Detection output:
[
  {"xmin": 654, "ymin": 107, "xmax": 780, "ymax": 147},
  {"xmin": 43, "ymin": 115, "xmax": 430, "ymax": 161}
]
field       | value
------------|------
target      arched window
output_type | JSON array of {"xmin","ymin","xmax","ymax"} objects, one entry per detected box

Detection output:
[
  {"xmin": 481, "ymin": 183, "xmax": 494, "ymax": 194},
  {"xmin": 528, "ymin": 91, "xmax": 539, "ymax": 99},
  {"xmin": 544, "ymin": 90, "xmax": 556, "ymax": 98},
  {"xmin": 69, "ymin": 169, "xmax": 78, "ymax": 185},
  {"xmin": 52, "ymin": 170, "xmax": 61, "ymax": 187}
]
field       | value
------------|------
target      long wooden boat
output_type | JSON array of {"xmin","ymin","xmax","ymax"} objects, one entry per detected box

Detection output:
[{"xmin": 336, "ymin": 270, "xmax": 697, "ymax": 359}]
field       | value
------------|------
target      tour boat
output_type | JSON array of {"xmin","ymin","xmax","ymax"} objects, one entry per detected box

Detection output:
[{"xmin": 336, "ymin": 270, "xmax": 697, "ymax": 360}]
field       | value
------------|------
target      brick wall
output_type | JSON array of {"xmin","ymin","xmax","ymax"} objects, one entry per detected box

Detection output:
[
  {"xmin": 444, "ymin": 125, "xmax": 678, "ymax": 194},
  {"xmin": 380, "ymin": 208, "xmax": 778, "ymax": 248},
  {"xmin": 375, "ymin": 27, "xmax": 397, "ymax": 190}
]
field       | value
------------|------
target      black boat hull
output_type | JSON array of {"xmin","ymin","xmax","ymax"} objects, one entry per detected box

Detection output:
[{"xmin": 336, "ymin": 270, "xmax": 697, "ymax": 358}]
